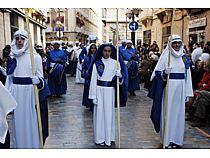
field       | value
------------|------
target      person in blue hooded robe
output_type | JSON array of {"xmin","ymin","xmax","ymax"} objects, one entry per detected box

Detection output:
[
  {"xmin": 88, "ymin": 43, "xmax": 128, "ymax": 146},
  {"xmin": 121, "ymin": 40, "xmax": 140, "ymax": 96},
  {"xmin": 79, "ymin": 35, "xmax": 98, "ymax": 64},
  {"xmin": 46, "ymin": 41, "xmax": 67, "ymax": 97},
  {"xmin": 118, "ymin": 39, "xmax": 127, "ymax": 54},
  {"xmin": 81, "ymin": 43, "xmax": 97, "ymax": 111}
]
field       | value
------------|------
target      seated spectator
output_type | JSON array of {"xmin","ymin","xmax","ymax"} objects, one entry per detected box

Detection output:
[
  {"xmin": 186, "ymin": 60, "xmax": 210, "ymax": 120},
  {"xmin": 191, "ymin": 43, "xmax": 202, "ymax": 65},
  {"xmin": 191, "ymin": 59, "xmax": 206, "ymax": 90},
  {"xmin": 190, "ymin": 90, "xmax": 210, "ymax": 127}
]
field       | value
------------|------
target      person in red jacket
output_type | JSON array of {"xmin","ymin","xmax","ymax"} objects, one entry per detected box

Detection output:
[{"xmin": 194, "ymin": 61, "xmax": 210, "ymax": 96}]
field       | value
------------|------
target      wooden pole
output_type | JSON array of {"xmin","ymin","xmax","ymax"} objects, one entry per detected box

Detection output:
[
  {"xmin": 25, "ymin": 8, "xmax": 43, "ymax": 148},
  {"xmin": 163, "ymin": 8, "xmax": 175, "ymax": 149},
  {"xmin": 116, "ymin": 8, "xmax": 121, "ymax": 149}
]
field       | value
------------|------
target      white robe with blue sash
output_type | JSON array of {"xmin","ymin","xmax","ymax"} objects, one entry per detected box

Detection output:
[
  {"xmin": 151, "ymin": 46, "xmax": 193, "ymax": 147},
  {"xmin": 89, "ymin": 57, "xmax": 121, "ymax": 146},
  {"xmin": 5, "ymin": 52, "xmax": 43, "ymax": 148}
]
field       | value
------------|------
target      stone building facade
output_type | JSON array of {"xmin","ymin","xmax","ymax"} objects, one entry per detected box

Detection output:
[
  {"xmin": 101, "ymin": 8, "xmax": 142, "ymax": 45},
  {"xmin": 139, "ymin": 8, "xmax": 210, "ymax": 51},
  {"xmin": 0, "ymin": 8, "xmax": 47, "ymax": 57},
  {"xmin": 45, "ymin": 8, "xmax": 98, "ymax": 44}
]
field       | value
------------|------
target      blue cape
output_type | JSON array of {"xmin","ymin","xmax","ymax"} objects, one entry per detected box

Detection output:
[
  {"xmin": 147, "ymin": 71, "xmax": 166, "ymax": 133},
  {"xmin": 6, "ymin": 57, "xmax": 17, "ymax": 75},
  {"xmin": 39, "ymin": 79, "xmax": 51, "ymax": 144}
]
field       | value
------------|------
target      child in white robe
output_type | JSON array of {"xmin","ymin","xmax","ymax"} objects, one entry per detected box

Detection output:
[{"xmin": 88, "ymin": 44, "xmax": 124, "ymax": 146}]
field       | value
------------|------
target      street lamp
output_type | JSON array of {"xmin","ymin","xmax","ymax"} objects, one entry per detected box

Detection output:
[{"xmin": 125, "ymin": 8, "xmax": 142, "ymax": 47}]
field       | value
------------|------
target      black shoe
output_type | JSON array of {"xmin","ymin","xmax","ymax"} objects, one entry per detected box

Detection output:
[
  {"xmin": 95, "ymin": 142, "xmax": 105, "ymax": 146},
  {"xmin": 56, "ymin": 95, "xmax": 62, "ymax": 98},
  {"xmin": 130, "ymin": 91, "xmax": 136, "ymax": 96},
  {"xmin": 165, "ymin": 143, "xmax": 181, "ymax": 149}
]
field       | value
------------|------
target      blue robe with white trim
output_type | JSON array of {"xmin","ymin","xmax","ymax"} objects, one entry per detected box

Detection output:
[
  {"xmin": 121, "ymin": 48, "xmax": 140, "ymax": 92},
  {"xmin": 46, "ymin": 49, "xmax": 67, "ymax": 95},
  {"xmin": 79, "ymin": 47, "xmax": 87, "ymax": 64},
  {"xmin": 81, "ymin": 55, "xmax": 95, "ymax": 108}
]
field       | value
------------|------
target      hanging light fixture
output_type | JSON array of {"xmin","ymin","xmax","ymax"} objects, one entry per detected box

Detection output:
[{"xmin": 125, "ymin": 8, "xmax": 132, "ymax": 19}]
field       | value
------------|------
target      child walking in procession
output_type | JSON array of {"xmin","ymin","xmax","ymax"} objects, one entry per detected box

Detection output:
[{"xmin": 88, "ymin": 43, "xmax": 128, "ymax": 146}]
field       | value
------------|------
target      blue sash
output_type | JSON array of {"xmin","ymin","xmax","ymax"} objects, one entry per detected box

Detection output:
[
  {"xmin": 169, "ymin": 73, "xmax": 185, "ymax": 79},
  {"xmin": 97, "ymin": 80, "xmax": 114, "ymax": 87},
  {"xmin": 13, "ymin": 77, "xmax": 32, "ymax": 84}
]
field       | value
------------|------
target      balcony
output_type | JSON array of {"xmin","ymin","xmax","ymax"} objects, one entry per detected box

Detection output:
[
  {"xmin": 155, "ymin": 8, "xmax": 173, "ymax": 23},
  {"xmin": 141, "ymin": 16, "xmax": 153, "ymax": 26},
  {"xmin": 185, "ymin": 8, "xmax": 207, "ymax": 16}
]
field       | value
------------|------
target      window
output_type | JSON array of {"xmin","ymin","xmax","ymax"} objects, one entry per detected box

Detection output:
[
  {"xmin": 46, "ymin": 17, "xmax": 50, "ymax": 24},
  {"xmin": 162, "ymin": 26, "xmax": 171, "ymax": 48},
  {"xmin": 10, "ymin": 12, "xmax": 19, "ymax": 40},
  {"xmin": 143, "ymin": 30, "xmax": 151, "ymax": 45}
]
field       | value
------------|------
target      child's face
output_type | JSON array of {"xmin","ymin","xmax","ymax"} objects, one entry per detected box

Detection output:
[
  {"xmin": 90, "ymin": 45, "xmax": 97, "ymax": 55},
  {"xmin": 196, "ymin": 61, "xmax": 201, "ymax": 69},
  {"xmin": 102, "ymin": 46, "xmax": 112, "ymax": 59}
]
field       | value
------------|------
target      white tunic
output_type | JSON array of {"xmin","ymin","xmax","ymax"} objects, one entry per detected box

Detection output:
[
  {"xmin": 151, "ymin": 48, "xmax": 193, "ymax": 146},
  {"xmin": 75, "ymin": 48, "xmax": 85, "ymax": 84},
  {"xmin": 89, "ymin": 57, "xmax": 120, "ymax": 146},
  {"xmin": 5, "ymin": 52, "xmax": 43, "ymax": 148},
  {"xmin": 0, "ymin": 82, "xmax": 17, "ymax": 144}
]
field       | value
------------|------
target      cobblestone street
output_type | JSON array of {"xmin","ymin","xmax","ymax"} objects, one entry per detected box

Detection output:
[{"xmin": 44, "ymin": 76, "xmax": 210, "ymax": 149}]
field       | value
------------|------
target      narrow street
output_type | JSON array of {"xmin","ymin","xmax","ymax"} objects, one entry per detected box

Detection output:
[{"xmin": 43, "ymin": 76, "xmax": 210, "ymax": 149}]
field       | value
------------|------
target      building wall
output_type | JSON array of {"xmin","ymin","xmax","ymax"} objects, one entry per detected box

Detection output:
[
  {"xmin": 0, "ymin": 8, "xmax": 47, "ymax": 57},
  {"xmin": 206, "ymin": 11, "xmax": 210, "ymax": 42},
  {"xmin": 18, "ymin": 16, "xmax": 24, "ymax": 30},
  {"xmin": 0, "ymin": 12, "xmax": 5, "ymax": 56},
  {"xmin": 4, "ymin": 12, "xmax": 11, "ymax": 45},
  {"xmin": 46, "ymin": 8, "xmax": 98, "ymax": 44},
  {"xmin": 152, "ymin": 17, "xmax": 162, "ymax": 47},
  {"xmin": 0, "ymin": 11, "xmax": 11, "ymax": 56},
  {"xmin": 102, "ymin": 8, "xmax": 142, "ymax": 45},
  {"xmin": 140, "ymin": 9, "xmax": 210, "ymax": 52}
]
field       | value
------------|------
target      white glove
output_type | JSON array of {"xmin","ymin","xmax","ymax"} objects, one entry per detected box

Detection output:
[
  {"xmin": 115, "ymin": 69, "xmax": 122, "ymax": 78},
  {"xmin": 185, "ymin": 97, "xmax": 189, "ymax": 102},
  {"xmin": 92, "ymin": 99, "xmax": 97, "ymax": 105},
  {"xmin": 31, "ymin": 76, "xmax": 40, "ymax": 85},
  {"xmin": 165, "ymin": 67, "xmax": 172, "ymax": 74}
]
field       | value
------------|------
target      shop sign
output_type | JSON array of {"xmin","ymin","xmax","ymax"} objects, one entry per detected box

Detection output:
[{"xmin": 188, "ymin": 17, "xmax": 206, "ymax": 28}]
